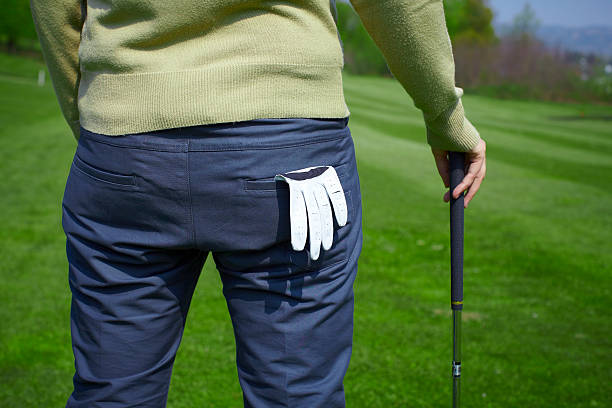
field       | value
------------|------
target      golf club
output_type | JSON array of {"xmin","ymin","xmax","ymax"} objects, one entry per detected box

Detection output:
[{"xmin": 449, "ymin": 151, "xmax": 465, "ymax": 408}]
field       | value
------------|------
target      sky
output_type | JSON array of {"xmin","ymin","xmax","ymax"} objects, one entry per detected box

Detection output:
[{"xmin": 487, "ymin": 0, "xmax": 612, "ymax": 28}]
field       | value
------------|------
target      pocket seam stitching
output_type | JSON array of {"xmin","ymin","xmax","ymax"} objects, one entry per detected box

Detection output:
[
  {"xmin": 243, "ymin": 162, "xmax": 350, "ymax": 192},
  {"xmin": 72, "ymin": 155, "xmax": 137, "ymax": 188}
]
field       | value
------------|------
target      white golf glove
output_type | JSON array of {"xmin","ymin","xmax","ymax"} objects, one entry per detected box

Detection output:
[{"xmin": 275, "ymin": 165, "xmax": 348, "ymax": 260}]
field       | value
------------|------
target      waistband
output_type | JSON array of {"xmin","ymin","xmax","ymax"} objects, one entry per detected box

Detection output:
[{"xmin": 79, "ymin": 116, "xmax": 351, "ymax": 153}]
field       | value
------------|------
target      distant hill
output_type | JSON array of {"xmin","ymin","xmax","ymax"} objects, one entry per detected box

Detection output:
[{"xmin": 495, "ymin": 22, "xmax": 612, "ymax": 59}]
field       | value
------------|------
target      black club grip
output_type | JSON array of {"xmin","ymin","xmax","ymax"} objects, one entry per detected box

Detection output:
[{"xmin": 449, "ymin": 152, "xmax": 465, "ymax": 310}]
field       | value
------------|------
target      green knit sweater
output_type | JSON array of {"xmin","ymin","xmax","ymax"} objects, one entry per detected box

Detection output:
[{"xmin": 29, "ymin": 0, "xmax": 481, "ymax": 152}]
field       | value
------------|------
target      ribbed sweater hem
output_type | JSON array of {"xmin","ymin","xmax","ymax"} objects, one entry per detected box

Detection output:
[{"xmin": 78, "ymin": 62, "xmax": 351, "ymax": 136}]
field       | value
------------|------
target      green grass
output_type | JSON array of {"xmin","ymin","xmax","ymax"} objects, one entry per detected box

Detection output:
[
  {"xmin": 0, "ymin": 51, "xmax": 45, "ymax": 79},
  {"xmin": 1, "ymin": 54, "xmax": 610, "ymax": 407}
]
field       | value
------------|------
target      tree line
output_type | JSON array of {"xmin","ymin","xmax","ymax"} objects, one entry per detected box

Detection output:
[{"xmin": 336, "ymin": 1, "xmax": 611, "ymax": 104}]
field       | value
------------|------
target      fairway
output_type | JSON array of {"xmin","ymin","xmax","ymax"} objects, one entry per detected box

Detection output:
[{"xmin": 1, "ymin": 53, "xmax": 610, "ymax": 407}]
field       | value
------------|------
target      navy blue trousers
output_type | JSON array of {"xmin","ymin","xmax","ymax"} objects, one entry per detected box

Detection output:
[{"xmin": 61, "ymin": 117, "xmax": 363, "ymax": 407}]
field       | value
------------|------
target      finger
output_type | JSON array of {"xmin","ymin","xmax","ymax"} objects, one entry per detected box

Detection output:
[
  {"xmin": 289, "ymin": 185, "xmax": 307, "ymax": 251},
  {"xmin": 452, "ymin": 159, "xmax": 483, "ymax": 199},
  {"xmin": 444, "ymin": 190, "xmax": 450, "ymax": 202},
  {"xmin": 452, "ymin": 173, "xmax": 474, "ymax": 199},
  {"xmin": 464, "ymin": 176, "xmax": 483, "ymax": 207},
  {"xmin": 303, "ymin": 187, "xmax": 322, "ymax": 260},
  {"xmin": 432, "ymin": 149, "xmax": 450, "ymax": 187},
  {"xmin": 480, "ymin": 156, "xmax": 487, "ymax": 180},
  {"xmin": 464, "ymin": 162, "xmax": 486, "ymax": 207},
  {"xmin": 322, "ymin": 168, "xmax": 348, "ymax": 227},
  {"xmin": 313, "ymin": 183, "xmax": 333, "ymax": 251}
]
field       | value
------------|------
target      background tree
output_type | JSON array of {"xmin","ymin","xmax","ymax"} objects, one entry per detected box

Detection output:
[
  {"xmin": 444, "ymin": 0, "xmax": 497, "ymax": 45},
  {"xmin": 443, "ymin": 0, "xmax": 498, "ymax": 88},
  {"xmin": 336, "ymin": 0, "xmax": 497, "ymax": 77},
  {"xmin": 0, "ymin": 0, "xmax": 38, "ymax": 53},
  {"xmin": 510, "ymin": 3, "xmax": 541, "ymax": 40}
]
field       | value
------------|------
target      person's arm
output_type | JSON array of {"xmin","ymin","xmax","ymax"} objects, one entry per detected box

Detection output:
[
  {"xmin": 349, "ymin": 0, "xmax": 481, "ymax": 152},
  {"xmin": 30, "ymin": 0, "xmax": 86, "ymax": 141}
]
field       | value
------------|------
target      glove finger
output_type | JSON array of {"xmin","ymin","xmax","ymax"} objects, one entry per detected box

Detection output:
[
  {"xmin": 322, "ymin": 168, "xmax": 348, "ymax": 227},
  {"xmin": 313, "ymin": 183, "xmax": 333, "ymax": 251},
  {"xmin": 289, "ymin": 185, "xmax": 307, "ymax": 251},
  {"xmin": 303, "ymin": 187, "xmax": 322, "ymax": 261}
]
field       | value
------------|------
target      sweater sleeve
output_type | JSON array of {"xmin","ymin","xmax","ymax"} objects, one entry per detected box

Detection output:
[
  {"xmin": 30, "ymin": 0, "xmax": 86, "ymax": 141},
  {"xmin": 349, "ymin": 0, "xmax": 481, "ymax": 152}
]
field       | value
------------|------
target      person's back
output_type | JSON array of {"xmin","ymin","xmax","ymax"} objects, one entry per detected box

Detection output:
[
  {"xmin": 59, "ymin": 0, "xmax": 350, "ymax": 137},
  {"xmin": 30, "ymin": 1, "xmax": 486, "ymax": 406},
  {"xmin": 30, "ymin": 0, "xmax": 482, "ymax": 151}
]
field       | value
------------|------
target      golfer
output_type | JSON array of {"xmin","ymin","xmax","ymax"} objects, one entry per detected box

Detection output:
[{"xmin": 30, "ymin": 0, "xmax": 486, "ymax": 406}]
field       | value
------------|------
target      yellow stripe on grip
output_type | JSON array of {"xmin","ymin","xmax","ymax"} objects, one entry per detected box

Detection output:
[{"xmin": 451, "ymin": 301, "xmax": 463, "ymax": 305}]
